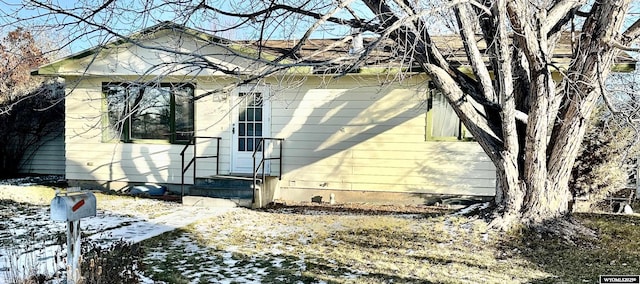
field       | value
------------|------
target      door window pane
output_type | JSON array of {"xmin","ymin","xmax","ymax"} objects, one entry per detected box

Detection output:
[
  {"xmin": 247, "ymin": 138, "xmax": 254, "ymax": 152},
  {"xmin": 247, "ymin": 108, "xmax": 255, "ymax": 121},
  {"xmin": 247, "ymin": 123, "xmax": 254, "ymax": 136},
  {"xmin": 255, "ymin": 108, "xmax": 262, "ymax": 121},
  {"xmin": 238, "ymin": 138, "xmax": 245, "ymax": 151},
  {"xmin": 239, "ymin": 123, "xmax": 246, "ymax": 136},
  {"xmin": 255, "ymin": 123, "xmax": 262, "ymax": 136}
]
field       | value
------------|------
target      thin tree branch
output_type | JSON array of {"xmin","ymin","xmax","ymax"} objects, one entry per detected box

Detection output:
[
  {"xmin": 543, "ymin": 0, "xmax": 587, "ymax": 36},
  {"xmin": 610, "ymin": 39, "xmax": 640, "ymax": 51},
  {"xmin": 201, "ymin": 1, "xmax": 377, "ymax": 31}
]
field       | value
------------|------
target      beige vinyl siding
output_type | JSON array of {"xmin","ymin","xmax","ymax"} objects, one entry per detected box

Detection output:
[
  {"xmin": 19, "ymin": 133, "xmax": 65, "ymax": 175},
  {"xmin": 64, "ymin": 74, "xmax": 495, "ymax": 196},
  {"xmin": 268, "ymin": 76, "xmax": 495, "ymax": 196},
  {"xmin": 64, "ymin": 77, "xmax": 233, "ymax": 185}
]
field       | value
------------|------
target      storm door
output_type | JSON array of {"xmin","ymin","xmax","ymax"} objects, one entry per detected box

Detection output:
[{"xmin": 231, "ymin": 87, "xmax": 270, "ymax": 174}]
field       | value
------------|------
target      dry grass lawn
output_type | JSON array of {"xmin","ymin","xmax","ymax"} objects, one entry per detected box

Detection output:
[
  {"xmin": 142, "ymin": 203, "xmax": 640, "ymax": 283},
  {"xmin": 1, "ymin": 183, "xmax": 639, "ymax": 283}
]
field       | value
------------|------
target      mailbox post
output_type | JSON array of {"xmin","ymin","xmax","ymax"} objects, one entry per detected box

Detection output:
[{"xmin": 50, "ymin": 188, "xmax": 96, "ymax": 284}]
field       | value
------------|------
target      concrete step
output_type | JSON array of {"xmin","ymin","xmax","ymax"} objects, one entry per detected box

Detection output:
[
  {"xmin": 189, "ymin": 186, "xmax": 253, "ymax": 199},
  {"xmin": 195, "ymin": 176, "xmax": 259, "ymax": 189},
  {"xmin": 185, "ymin": 176, "xmax": 257, "ymax": 208}
]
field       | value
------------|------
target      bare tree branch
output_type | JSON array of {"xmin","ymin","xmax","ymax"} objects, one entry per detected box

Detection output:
[
  {"xmin": 454, "ymin": 2, "xmax": 496, "ymax": 102},
  {"xmin": 544, "ymin": 0, "xmax": 586, "ymax": 36}
]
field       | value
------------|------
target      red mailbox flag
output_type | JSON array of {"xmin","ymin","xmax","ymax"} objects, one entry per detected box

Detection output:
[{"xmin": 71, "ymin": 199, "xmax": 85, "ymax": 212}]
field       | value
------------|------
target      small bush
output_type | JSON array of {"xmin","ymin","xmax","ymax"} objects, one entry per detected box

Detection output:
[
  {"xmin": 80, "ymin": 239, "xmax": 145, "ymax": 284},
  {"xmin": 571, "ymin": 106, "xmax": 639, "ymax": 210}
]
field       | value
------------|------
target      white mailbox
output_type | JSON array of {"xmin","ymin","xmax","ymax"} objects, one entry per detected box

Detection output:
[{"xmin": 50, "ymin": 191, "xmax": 97, "ymax": 222}]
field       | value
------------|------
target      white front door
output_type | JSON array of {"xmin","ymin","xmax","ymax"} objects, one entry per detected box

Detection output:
[{"xmin": 231, "ymin": 86, "xmax": 270, "ymax": 174}]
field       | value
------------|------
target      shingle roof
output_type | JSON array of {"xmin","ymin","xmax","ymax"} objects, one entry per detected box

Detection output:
[
  {"xmin": 247, "ymin": 32, "xmax": 637, "ymax": 73},
  {"xmin": 34, "ymin": 21, "xmax": 636, "ymax": 76}
]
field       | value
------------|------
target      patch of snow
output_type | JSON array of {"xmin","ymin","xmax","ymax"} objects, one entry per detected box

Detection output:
[
  {"xmin": 453, "ymin": 202, "xmax": 490, "ymax": 216},
  {"xmin": 269, "ymin": 247, "xmax": 285, "ymax": 255},
  {"xmin": 222, "ymin": 252, "xmax": 238, "ymax": 266},
  {"xmin": 0, "ymin": 184, "xmax": 233, "ymax": 284},
  {"xmin": 137, "ymin": 273, "xmax": 161, "ymax": 284},
  {"xmin": 0, "ymin": 175, "xmax": 63, "ymax": 186},
  {"xmin": 3, "ymin": 183, "xmax": 450, "ymax": 284},
  {"xmin": 270, "ymin": 257, "xmax": 285, "ymax": 268}
]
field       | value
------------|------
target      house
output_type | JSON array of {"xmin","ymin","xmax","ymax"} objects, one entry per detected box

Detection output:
[
  {"xmin": 31, "ymin": 22, "xmax": 636, "ymax": 207},
  {"xmin": 6, "ymin": 82, "xmax": 65, "ymax": 177},
  {"xmin": 17, "ymin": 132, "xmax": 65, "ymax": 176}
]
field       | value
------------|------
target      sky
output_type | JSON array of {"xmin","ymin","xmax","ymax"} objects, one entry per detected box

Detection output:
[
  {"xmin": 0, "ymin": 0, "xmax": 639, "ymax": 61},
  {"xmin": 0, "ymin": 0, "xmax": 366, "ymax": 57}
]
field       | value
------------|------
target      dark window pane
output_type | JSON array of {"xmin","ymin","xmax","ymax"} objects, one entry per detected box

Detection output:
[
  {"xmin": 255, "ymin": 123, "xmax": 262, "ymax": 136},
  {"xmin": 238, "ymin": 138, "xmax": 245, "ymax": 151},
  {"xmin": 256, "ymin": 138, "xmax": 263, "ymax": 151},
  {"xmin": 255, "ymin": 108, "xmax": 262, "ymax": 122},
  {"xmin": 239, "ymin": 109, "xmax": 246, "ymax": 121},
  {"xmin": 247, "ymin": 123, "xmax": 254, "ymax": 136},
  {"xmin": 247, "ymin": 108, "xmax": 255, "ymax": 121},
  {"xmin": 104, "ymin": 85, "xmax": 127, "ymax": 140},
  {"xmin": 247, "ymin": 138, "xmax": 254, "ymax": 152},
  {"xmin": 239, "ymin": 123, "xmax": 246, "ymax": 136},
  {"xmin": 130, "ymin": 86, "xmax": 171, "ymax": 139}
]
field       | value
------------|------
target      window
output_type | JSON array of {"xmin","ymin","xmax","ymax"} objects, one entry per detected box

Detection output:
[
  {"xmin": 426, "ymin": 87, "xmax": 473, "ymax": 141},
  {"xmin": 103, "ymin": 82, "xmax": 194, "ymax": 143},
  {"xmin": 237, "ymin": 92, "xmax": 263, "ymax": 152}
]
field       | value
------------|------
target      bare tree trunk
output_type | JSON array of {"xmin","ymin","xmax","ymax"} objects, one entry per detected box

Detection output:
[{"xmin": 493, "ymin": 152, "xmax": 524, "ymax": 227}]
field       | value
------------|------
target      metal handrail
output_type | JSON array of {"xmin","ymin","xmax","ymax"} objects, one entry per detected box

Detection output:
[
  {"xmin": 180, "ymin": 136, "xmax": 222, "ymax": 199},
  {"xmin": 252, "ymin": 138, "xmax": 284, "ymax": 204}
]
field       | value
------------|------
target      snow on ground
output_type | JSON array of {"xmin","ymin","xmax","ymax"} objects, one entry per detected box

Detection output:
[
  {"xmin": 1, "ymin": 179, "xmax": 459, "ymax": 284},
  {"xmin": 0, "ymin": 183, "xmax": 234, "ymax": 283},
  {"xmin": 453, "ymin": 201, "xmax": 490, "ymax": 216}
]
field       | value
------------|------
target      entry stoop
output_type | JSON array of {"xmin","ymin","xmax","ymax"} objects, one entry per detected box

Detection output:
[{"xmin": 186, "ymin": 175, "xmax": 258, "ymax": 208}]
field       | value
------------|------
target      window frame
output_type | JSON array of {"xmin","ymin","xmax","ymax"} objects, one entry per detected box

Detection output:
[
  {"xmin": 102, "ymin": 82, "xmax": 195, "ymax": 144},
  {"xmin": 425, "ymin": 85, "xmax": 474, "ymax": 142}
]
